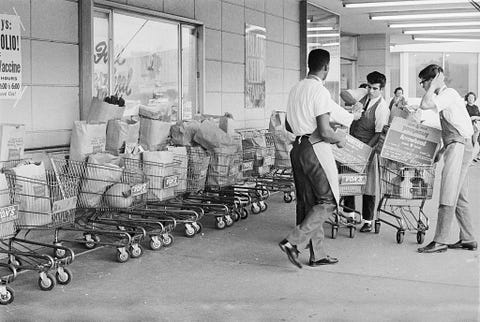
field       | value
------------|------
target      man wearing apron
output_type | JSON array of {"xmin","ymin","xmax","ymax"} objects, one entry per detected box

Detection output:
[
  {"xmin": 416, "ymin": 65, "xmax": 477, "ymax": 253},
  {"xmin": 340, "ymin": 72, "xmax": 390, "ymax": 232},
  {"xmin": 279, "ymin": 49, "xmax": 361, "ymax": 268}
]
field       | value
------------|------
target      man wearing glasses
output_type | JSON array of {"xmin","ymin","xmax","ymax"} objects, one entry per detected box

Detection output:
[
  {"xmin": 340, "ymin": 71, "xmax": 390, "ymax": 232},
  {"xmin": 416, "ymin": 64, "xmax": 477, "ymax": 253}
]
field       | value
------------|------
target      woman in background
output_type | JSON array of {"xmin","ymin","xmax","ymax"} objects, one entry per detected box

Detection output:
[
  {"xmin": 465, "ymin": 92, "xmax": 480, "ymax": 162},
  {"xmin": 388, "ymin": 87, "xmax": 409, "ymax": 123}
]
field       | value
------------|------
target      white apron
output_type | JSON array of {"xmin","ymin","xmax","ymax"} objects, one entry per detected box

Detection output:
[{"xmin": 309, "ymin": 133, "xmax": 340, "ymax": 206}]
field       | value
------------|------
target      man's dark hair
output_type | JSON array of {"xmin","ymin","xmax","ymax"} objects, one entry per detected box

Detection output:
[
  {"xmin": 308, "ymin": 49, "xmax": 330, "ymax": 73},
  {"xmin": 394, "ymin": 87, "xmax": 403, "ymax": 94},
  {"xmin": 418, "ymin": 64, "xmax": 443, "ymax": 82},
  {"xmin": 366, "ymin": 71, "xmax": 386, "ymax": 88},
  {"xmin": 465, "ymin": 91, "xmax": 477, "ymax": 102},
  {"xmin": 359, "ymin": 83, "xmax": 369, "ymax": 89}
]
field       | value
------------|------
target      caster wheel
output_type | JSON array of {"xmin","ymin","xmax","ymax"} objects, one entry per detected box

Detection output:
[
  {"xmin": 283, "ymin": 193, "xmax": 293, "ymax": 203},
  {"xmin": 8, "ymin": 257, "xmax": 22, "ymax": 271},
  {"xmin": 38, "ymin": 273, "xmax": 56, "ymax": 291},
  {"xmin": 56, "ymin": 267, "xmax": 72, "ymax": 285},
  {"xmin": 232, "ymin": 210, "xmax": 240, "ymax": 222},
  {"xmin": 396, "ymin": 230, "xmax": 405, "ymax": 244},
  {"xmin": 240, "ymin": 208, "xmax": 249, "ymax": 220},
  {"xmin": 374, "ymin": 222, "xmax": 381, "ymax": 234},
  {"xmin": 116, "ymin": 249, "xmax": 130, "ymax": 263},
  {"xmin": 416, "ymin": 231, "xmax": 425, "ymax": 244},
  {"xmin": 129, "ymin": 244, "xmax": 143, "ymax": 258},
  {"xmin": 251, "ymin": 203, "xmax": 261, "ymax": 214},
  {"xmin": 161, "ymin": 233, "xmax": 174, "ymax": 247},
  {"xmin": 0, "ymin": 286, "xmax": 14, "ymax": 305},
  {"xmin": 331, "ymin": 226, "xmax": 338, "ymax": 239},
  {"xmin": 54, "ymin": 247, "xmax": 66, "ymax": 259},
  {"xmin": 149, "ymin": 236, "xmax": 162, "ymax": 250},
  {"xmin": 225, "ymin": 215, "xmax": 234, "ymax": 227},
  {"xmin": 84, "ymin": 234, "xmax": 100, "ymax": 249},
  {"xmin": 215, "ymin": 218, "xmax": 226, "ymax": 229},
  {"xmin": 192, "ymin": 222, "xmax": 203, "ymax": 234},
  {"xmin": 185, "ymin": 224, "xmax": 196, "ymax": 238},
  {"xmin": 259, "ymin": 201, "xmax": 268, "ymax": 212},
  {"xmin": 349, "ymin": 226, "xmax": 356, "ymax": 238}
]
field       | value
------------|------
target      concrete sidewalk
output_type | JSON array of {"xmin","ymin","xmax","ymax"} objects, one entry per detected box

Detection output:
[{"xmin": 1, "ymin": 164, "xmax": 479, "ymax": 321}]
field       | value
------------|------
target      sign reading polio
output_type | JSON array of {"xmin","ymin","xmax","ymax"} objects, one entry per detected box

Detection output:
[
  {"xmin": 0, "ymin": 14, "xmax": 22, "ymax": 99},
  {"xmin": 380, "ymin": 117, "xmax": 441, "ymax": 166}
]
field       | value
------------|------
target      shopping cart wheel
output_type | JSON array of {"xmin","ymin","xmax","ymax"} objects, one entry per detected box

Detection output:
[
  {"xmin": 374, "ymin": 221, "xmax": 381, "ymax": 234},
  {"xmin": 416, "ymin": 231, "xmax": 425, "ymax": 244},
  {"xmin": 215, "ymin": 217, "xmax": 226, "ymax": 229},
  {"xmin": 240, "ymin": 208, "xmax": 249, "ymax": 220},
  {"xmin": 149, "ymin": 236, "xmax": 163, "ymax": 250},
  {"xmin": 349, "ymin": 226, "xmax": 356, "ymax": 238},
  {"xmin": 38, "ymin": 272, "xmax": 56, "ymax": 291},
  {"xmin": 185, "ymin": 224, "xmax": 196, "ymax": 238},
  {"xmin": 259, "ymin": 201, "xmax": 268, "ymax": 212},
  {"xmin": 161, "ymin": 233, "xmax": 174, "ymax": 247},
  {"xmin": 231, "ymin": 210, "xmax": 241, "ymax": 222},
  {"xmin": 283, "ymin": 192, "xmax": 293, "ymax": 203},
  {"xmin": 56, "ymin": 267, "xmax": 72, "ymax": 285},
  {"xmin": 251, "ymin": 203, "xmax": 261, "ymax": 214},
  {"xmin": 116, "ymin": 248, "xmax": 130, "ymax": 263},
  {"xmin": 396, "ymin": 230, "xmax": 405, "ymax": 244},
  {"xmin": 0, "ymin": 286, "xmax": 14, "ymax": 305},
  {"xmin": 129, "ymin": 244, "xmax": 143, "ymax": 258},
  {"xmin": 84, "ymin": 234, "xmax": 100, "ymax": 249},
  {"xmin": 331, "ymin": 226, "xmax": 338, "ymax": 239},
  {"xmin": 54, "ymin": 244, "xmax": 66, "ymax": 258},
  {"xmin": 192, "ymin": 222, "xmax": 203, "ymax": 234},
  {"xmin": 225, "ymin": 215, "xmax": 234, "ymax": 227}
]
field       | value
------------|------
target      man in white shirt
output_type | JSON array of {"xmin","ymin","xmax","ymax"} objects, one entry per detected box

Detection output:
[
  {"xmin": 416, "ymin": 65, "xmax": 477, "ymax": 253},
  {"xmin": 279, "ymin": 49, "xmax": 361, "ymax": 268},
  {"xmin": 340, "ymin": 72, "xmax": 390, "ymax": 232}
]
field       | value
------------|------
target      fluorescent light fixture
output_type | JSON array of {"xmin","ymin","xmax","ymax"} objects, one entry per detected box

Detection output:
[
  {"xmin": 413, "ymin": 36, "xmax": 480, "ymax": 42},
  {"xmin": 404, "ymin": 28, "xmax": 480, "ymax": 34},
  {"xmin": 307, "ymin": 42, "xmax": 339, "ymax": 47},
  {"xmin": 307, "ymin": 33, "xmax": 340, "ymax": 38},
  {"xmin": 344, "ymin": 0, "xmax": 470, "ymax": 8},
  {"xmin": 371, "ymin": 12, "xmax": 480, "ymax": 20},
  {"xmin": 307, "ymin": 27, "xmax": 334, "ymax": 31},
  {"xmin": 390, "ymin": 21, "xmax": 480, "ymax": 28}
]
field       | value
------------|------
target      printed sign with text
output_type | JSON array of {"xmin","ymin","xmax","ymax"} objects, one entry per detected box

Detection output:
[
  {"xmin": 332, "ymin": 134, "xmax": 373, "ymax": 173},
  {"xmin": 0, "ymin": 14, "xmax": 22, "ymax": 99}
]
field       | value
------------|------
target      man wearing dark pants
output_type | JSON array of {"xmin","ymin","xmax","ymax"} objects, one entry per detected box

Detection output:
[
  {"xmin": 279, "ymin": 49, "xmax": 360, "ymax": 268},
  {"xmin": 340, "ymin": 72, "xmax": 389, "ymax": 232},
  {"xmin": 416, "ymin": 64, "xmax": 477, "ymax": 253}
]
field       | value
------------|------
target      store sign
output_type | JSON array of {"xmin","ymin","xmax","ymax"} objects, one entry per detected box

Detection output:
[
  {"xmin": 0, "ymin": 14, "xmax": 22, "ymax": 99},
  {"xmin": 380, "ymin": 117, "xmax": 441, "ymax": 166},
  {"xmin": 332, "ymin": 134, "xmax": 372, "ymax": 173}
]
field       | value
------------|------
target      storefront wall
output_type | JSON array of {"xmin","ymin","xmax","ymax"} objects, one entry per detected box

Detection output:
[{"xmin": 0, "ymin": 0, "xmax": 302, "ymax": 151}]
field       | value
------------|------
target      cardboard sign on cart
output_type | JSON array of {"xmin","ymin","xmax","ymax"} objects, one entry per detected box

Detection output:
[
  {"xmin": 332, "ymin": 134, "xmax": 372, "ymax": 173},
  {"xmin": 380, "ymin": 117, "xmax": 441, "ymax": 166}
]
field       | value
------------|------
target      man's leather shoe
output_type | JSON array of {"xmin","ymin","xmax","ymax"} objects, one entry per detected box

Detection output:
[
  {"xmin": 418, "ymin": 241, "xmax": 447, "ymax": 253},
  {"xmin": 309, "ymin": 256, "xmax": 339, "ymax": 266},
  {"xmin": 448, "ymin": 240, "xmax": 478, "ymax": 251},
  {"xmin": 359, "ymin": 223, "xmax": 372, "ymax": 233},
  {"xmin": 279, "ymin": 240, "xmax": 302, "ymax": 269}
]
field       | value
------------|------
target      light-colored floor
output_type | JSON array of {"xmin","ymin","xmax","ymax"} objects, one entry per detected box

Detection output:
[{"xmin": 1, "ymin": 162, "xmax": 479, "ymax": 322}]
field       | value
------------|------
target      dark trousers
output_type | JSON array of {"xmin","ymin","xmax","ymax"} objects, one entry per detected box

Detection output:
[
  {"xmin": 343, "ymin": 195, "xmax": 375, "ymax": 221},
  {"xmin": 287, "ymin": 138, "xmax": 335, "ymax": 259}
]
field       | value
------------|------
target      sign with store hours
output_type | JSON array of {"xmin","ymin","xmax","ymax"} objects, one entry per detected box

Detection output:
[
  {"xmin": 0, "ymin": 14, "xmax": 22, "ymax": 99},
  {"xmin": 380, "ymin": 117, "xmax": 441, "ymax": 166}
]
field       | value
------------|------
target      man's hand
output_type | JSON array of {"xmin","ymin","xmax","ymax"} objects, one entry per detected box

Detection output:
[
  {"xmin": 434, "ymin": 147, "xmax": 444, "ymax": 163},
  {"xmin": 335, "ymin": 130, "xmax": 347, "ymax": 148},
  {"xmin": 430, "ymin": 72, "xmax": 445, "ymax": 91}
]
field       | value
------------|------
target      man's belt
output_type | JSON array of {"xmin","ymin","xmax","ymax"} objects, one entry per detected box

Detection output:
[{"xmin": 295, "ymin": 134, "xmax": 310, "ymax": 143}]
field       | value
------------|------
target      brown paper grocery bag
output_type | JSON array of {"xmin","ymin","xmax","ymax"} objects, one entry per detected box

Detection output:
[
  {"xmin": 69, "ymin": 121, "xmax": 107, "ymax": 161},
  {"xmin": 87, "ymin": 97, "xmax": 125, "ymax": 123},
  {"xmin": 0, "ymin": 123, "xmax": 25, "ymax": 161},
  {"xmin": 106, "ymin": 118, "xmax": 140, "ymax": 155}
]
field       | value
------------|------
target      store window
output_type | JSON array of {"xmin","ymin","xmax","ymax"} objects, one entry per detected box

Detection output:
[
  {"xmin": 444, "ymin": 53, "xmax": 478, "ymax": 97},
  {"xmin": 408, "ymin": 52, "xmax": 442, "ymax": 98},
  {"xmin": 93, "ymin": 9, "xmax": 199, "ymax": 121}
]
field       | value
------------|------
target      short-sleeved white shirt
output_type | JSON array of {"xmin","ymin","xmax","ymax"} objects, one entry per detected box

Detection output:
[
  {"xmin": 347, "ymin": 88, "xmax": 390, "ymax": 132},
  {"xmin": 432, "ymin": 86, "xmax": 474, "ymax": 138},
  {"xmin": 287, "ymin": 78, "xmax": 341, "ymax": 136}
]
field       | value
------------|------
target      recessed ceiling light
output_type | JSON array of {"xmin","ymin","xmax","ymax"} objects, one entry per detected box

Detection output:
[
  {"xmin": 404, "ymin": 28, "xmax": 480, "ymax": 34},
  {"xmin": 389, "ymin": 21, "xmax": 480, "ymax": 28},
  {"xmin": 345, "ymin": 0, "xmax": 470, "ymax": 8},
  {"xmin": 371, "ymin": 12, "xmax": 480, "ymax": 20}
]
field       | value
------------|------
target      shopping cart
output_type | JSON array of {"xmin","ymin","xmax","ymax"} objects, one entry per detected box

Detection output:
[
  {"xmin": 328, "ymin": 162, "xmax": 369, "ymax": 239},
  {"xmin": 1, "ymin": 164, "xmax": 76, "ymax": 291},
  {"xmin": 376, "ymin": 158, "xmax": 435, "ymax": 244},
  {"xmin": 50, "ymin": 155, "xmax": 147, "ymax": 262},
  {"xmin": 0, "ymin": 190, "xmax": 18, "ymax": 304}
]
